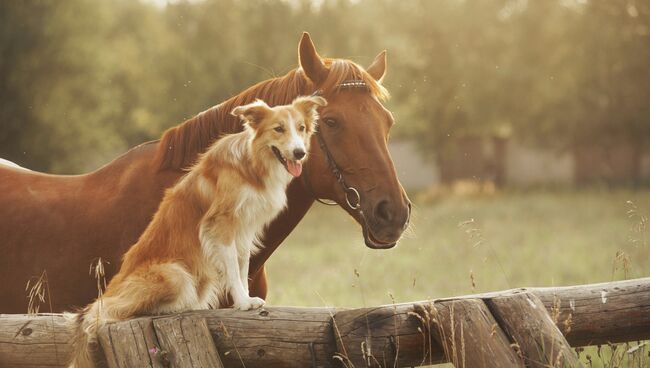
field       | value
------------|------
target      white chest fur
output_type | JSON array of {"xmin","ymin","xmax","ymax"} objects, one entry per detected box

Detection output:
[{"xmin": 234, "ymin": 175, "xmax": 289, "ymax": 241}]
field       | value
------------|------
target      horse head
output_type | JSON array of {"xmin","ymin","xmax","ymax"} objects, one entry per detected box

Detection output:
[{"xmin": 298, "ymin": 33, "xmax": 411, "ymax": 249}]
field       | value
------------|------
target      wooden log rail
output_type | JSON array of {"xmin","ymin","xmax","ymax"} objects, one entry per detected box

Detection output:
[{"xmin": 1, "ymin": 277, "xmax": 648, "ymax": 367}]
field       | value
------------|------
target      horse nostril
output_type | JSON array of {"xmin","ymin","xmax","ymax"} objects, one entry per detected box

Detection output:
[
  {"xmin": 374, "ymin": 200, "xmax": 393, "ymax": 223},
  {"xmin": 293, "ymin": 149, "xmax": 306, "ymax": 160}
]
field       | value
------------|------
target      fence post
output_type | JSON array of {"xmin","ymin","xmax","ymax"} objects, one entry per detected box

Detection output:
[
  {"xmin": 487, "ymin": 292, "xmax": 583, "ymax": 368},
  {"xmin": 97, "ymin": 317, "xmax": 164, "ymax": 368},
  {"xmin": 153, "ymin": 315, "xmax": 224, "ymax": 368},
  {"xmin": 430, "ymin": 299, "xmax": 524, "ymax": 368}
]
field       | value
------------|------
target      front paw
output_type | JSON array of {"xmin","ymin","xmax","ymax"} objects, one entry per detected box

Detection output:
[{"xmin": 233, "ymin": 297, "xmax": 265, "ymax": 311}]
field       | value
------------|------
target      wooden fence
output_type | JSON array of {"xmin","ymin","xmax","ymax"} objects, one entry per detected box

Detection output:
[{"xmin": 1, "ymin": 277, "xmax": 649, "ymax": 368}]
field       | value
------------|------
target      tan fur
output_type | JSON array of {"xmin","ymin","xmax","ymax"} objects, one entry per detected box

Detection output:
[{"xmin": 67, "ymin": 96, "xmax": 326, "ymax": 368}]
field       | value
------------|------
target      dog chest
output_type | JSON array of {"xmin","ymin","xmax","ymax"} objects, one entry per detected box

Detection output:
[{"xmin": 235, "ymin": 184, "xmax": 287, "ymax": 225}]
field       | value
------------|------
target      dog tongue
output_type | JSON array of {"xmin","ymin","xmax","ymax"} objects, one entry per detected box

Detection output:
[{"xmin": 286, "ymin": 160, "xmax": 302, "ymax": 177}]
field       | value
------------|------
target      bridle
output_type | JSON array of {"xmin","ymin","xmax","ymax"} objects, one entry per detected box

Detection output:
[
  {"xmin": 311, "ymin": 122, "xmax": 362, "ymax": 211},
  {"xmin": 301, "ymin": 81, "xmax": 407, "ymax": 249},
  {"xmin": 302, "ymin": 80, "xmax": 368, "ymax": 212}
]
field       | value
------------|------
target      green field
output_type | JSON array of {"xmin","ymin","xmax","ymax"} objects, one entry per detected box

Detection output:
[
  {"xmin": 266, "ymin": 189, "xmax": 650, "ymax": 307},
  {"xmin": 266, "ymin": 189, "xmax": 650, "ymax": 367}
]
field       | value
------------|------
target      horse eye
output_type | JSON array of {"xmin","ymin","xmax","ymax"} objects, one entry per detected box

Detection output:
[
  {"xmin": 274, "ymin": 126, "xmax": 285, "ymax": 133},
  {"xmin": 324, "ymin": 118, "xmax": 338, "ymax": 128}
]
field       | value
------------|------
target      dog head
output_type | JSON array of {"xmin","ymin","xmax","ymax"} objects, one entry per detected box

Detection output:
[{"xmin": 231, "ymin": 96, "xmax": 327, "ymax": 177}]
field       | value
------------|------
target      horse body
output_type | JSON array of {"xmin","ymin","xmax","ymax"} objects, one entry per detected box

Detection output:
[
  {"xmin": 0, "ymin": 33, "xmax": 410, "ymax": 313},
  {"xmin": 0, "ymin": 158, "xmax": 29, "ymax": 170},
  {"xmin": 0, "ymin": 143, "xmax": 179, "ymax": 312}
]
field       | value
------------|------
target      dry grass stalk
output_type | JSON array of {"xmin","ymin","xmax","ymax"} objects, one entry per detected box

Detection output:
[
  {"xmin": 25, "ymin": 270, "xmax": 62, "ymax": 364},
  {"xmin": 314, "ymin": 290, "xmax": 353, "ymax": 367},
  {"xmin": 612, "ymin": 250, "xmax": 632, "ymax": 280},
  {"xmin": 469, "ymin": 270, "xmax": 476, "ymax": 292},
  {"xmin": 218, "ymin": 320, "xmax": 246, "ymax": 368},
  {"xmin": 332, "ymin": 353, "xmax": 355, "ymax": 368},
  {"xmin": 458, "ymin": 217, "xmax": 511, "ymax": 287},
  {"xmin": 408, "ymin": 302, "xmax": 438, "ymax": 366},
  {"xmin": 626, "ymin": 200, "xmax": 648, "ymax": 248},
  {"xmin": 88, "ymin": 258, "xmax": 109, "ymax": 334},
  {"xmin": 550, "ymin": 294, "xmax": 562, "ymax": 325},
  {"xmin": 25, "ymin": 270, "xmax": 49, "ymax": 315},
  {"xmin": 89, "ymin": 258, "xmax": 108, "ymax": 306},
  {"xmin": 388, "ymin": 292, "xmax": 401, "ymax": 368}
]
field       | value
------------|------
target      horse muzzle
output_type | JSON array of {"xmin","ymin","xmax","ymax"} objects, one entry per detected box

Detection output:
[{"xmin": 361, "ymin": 200, "xmax": 411, "ymax": 250}]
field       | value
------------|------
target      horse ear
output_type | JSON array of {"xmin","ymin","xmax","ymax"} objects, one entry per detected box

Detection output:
[
  {"xmin": 231, "ymin": 99, "xmax": 272, "ymax": 127},
  {"xmin": 298, "ymin": 32, "xmax": 327, "ymax": 84},
  {"xmin": 366, "ymin": 50, "xmax": 387, "ymax": 83}
]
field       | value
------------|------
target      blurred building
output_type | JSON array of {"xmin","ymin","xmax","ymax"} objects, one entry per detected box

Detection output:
[{"xmin": 389, "ymin": 138, "xmax": 650, "ymax": 191}]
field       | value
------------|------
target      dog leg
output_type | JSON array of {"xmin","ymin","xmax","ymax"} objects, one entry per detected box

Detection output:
[
  {"xmin": 220, "ymin": 243, "xmax": 264, "ymax": 310},
  {"xmin": 239, "ymin": 248, "xmax": 251, "ymax": 295},
  {"xmin": 200, "ymin": 207, "xmax": 263, "ymax": 310}
]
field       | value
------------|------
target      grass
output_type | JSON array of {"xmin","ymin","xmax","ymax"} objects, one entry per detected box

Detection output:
[
  {"xmin": 265, "ymin": 188, "xmax": 650, "ymax": 368},
  {"xmin": 266, "ymin": 188, "xmax": 650, "ymax": 307}
]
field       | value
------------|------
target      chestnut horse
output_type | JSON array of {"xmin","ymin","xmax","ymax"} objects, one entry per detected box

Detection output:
[{"xmin": 0, "ymin": 33, "xmax": 411, "ymax": 313}]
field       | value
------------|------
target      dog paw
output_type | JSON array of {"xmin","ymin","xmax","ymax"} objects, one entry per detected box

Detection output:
[{"xmin": 234, "ymin": 297, "xmax": 265, "ymax": 311}]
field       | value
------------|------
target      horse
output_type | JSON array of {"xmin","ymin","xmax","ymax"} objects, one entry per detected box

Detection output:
[
  {"xmin": 0, "ymin": 158, "xmax": 29, "ymax": 171},
  {"xmin": 0, "ymin": 33, "xmax": 411, "ymax": 313}
]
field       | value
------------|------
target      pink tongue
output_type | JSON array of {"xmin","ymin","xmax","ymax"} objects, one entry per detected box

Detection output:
[{"xmin": 286, "ymin": 160, "xmax": 303, "ymax": 177}]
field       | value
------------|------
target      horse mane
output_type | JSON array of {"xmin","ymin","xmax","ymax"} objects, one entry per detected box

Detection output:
[{"xmin": 153, "ymin": 58, "xmax": 389, "ymax": 171}]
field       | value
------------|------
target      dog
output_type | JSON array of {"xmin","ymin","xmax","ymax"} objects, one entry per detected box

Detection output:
[{"xmin": 66, "ymin": 95, "xmax": 326, "ymax": 368}]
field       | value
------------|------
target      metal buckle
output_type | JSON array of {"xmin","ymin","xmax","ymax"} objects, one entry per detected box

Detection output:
[{"xmin": 344, "ymin": 186, "xmax": 361, "ymax": 210}]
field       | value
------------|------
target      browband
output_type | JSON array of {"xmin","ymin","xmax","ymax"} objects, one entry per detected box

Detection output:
[{"xmin": 311, "ymin": 80, "xmax": 368, "ymax": 97}]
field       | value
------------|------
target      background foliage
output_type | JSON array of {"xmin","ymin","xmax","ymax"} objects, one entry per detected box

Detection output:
[{"xmin": 1, "ymin": 0, "xmax": 649, "ymax": 173}]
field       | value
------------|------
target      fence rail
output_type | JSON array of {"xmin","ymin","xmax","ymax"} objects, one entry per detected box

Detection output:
[{"xmin": 1, "ymin": 277, "xmax": 649, "ymax": 367}]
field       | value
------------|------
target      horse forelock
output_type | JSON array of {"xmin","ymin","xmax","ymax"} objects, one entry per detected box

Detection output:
[
  {"xmin": 319, "ymin": 59, "xmax": 389, "ymax": 101},
  {"xmin": 153, "ymin": 58, "xmax": 388, "ymax": 171}
]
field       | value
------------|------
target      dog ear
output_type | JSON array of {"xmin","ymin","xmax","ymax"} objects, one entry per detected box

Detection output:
[
  {"xmin": 292, "ymin": 96, "xmax": 327, "ymax": 132},
  {"xmin": 231, "ymin": 99, "xmax": 272, "ymax": 127},
  {"xmin": 292, "ymin": 95, "xmax": 327, "ymax": 116}
]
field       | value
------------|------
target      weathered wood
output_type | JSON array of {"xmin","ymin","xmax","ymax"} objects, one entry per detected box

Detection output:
[
  {"xmin": 328, "ymin": 300, "xmax": 501, "ymax": 367},
  {"xmin": 432, "ymin": 299, "xmax": 524, "ymax": 368},
  {"xmin": 0, "ymin": 313, "xmax": 72, "ymax": 367},
  {"xmin": 320, "ymin": 277, "xmax": 650, "ymax": 367},
  {"xmin": 98, "ymin": 317, "xmax": 163, "ymax": 368},
  {"xmin": 2, "ymin": 277, "xmax": 649, "ymax": 367},
  {"xmin": 333, "ymin": 299, "xmax": 524, "ymax": 368},
  {"xmin": 332, "ymin": 303, "xmax": 445, "ymax": 367},
  {"xmin": 425, "ymin": 276, "xmax": 650, "ymax": 347},
  {"xmin": 152, "ymin": 315, "xmax": 223, "ymax": 368},
  {"xmin": 197, "ymin": 307, "xmax": 338, "ymax": 368},
  {"xmin": 488, "ymin": 292, "xmax": 582, "ymax": 368},
  {"xmin": 529, "ymin": 278, "xmax": 650, "ymax": 346}
]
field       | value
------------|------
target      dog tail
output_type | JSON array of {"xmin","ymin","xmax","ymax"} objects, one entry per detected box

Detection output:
[{"xmin": 65, "ymin": 303, "xmax": 102, "ymax": 368}]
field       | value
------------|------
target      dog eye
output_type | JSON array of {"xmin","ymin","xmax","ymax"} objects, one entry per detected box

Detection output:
[
  {"xmin": 299, "ymin": 125, "xmax": 306, "ymax": 132},
  {"xmin": 324, "ymin": 118, "xmax": 338, "ymax": 128},
  {"xmin": 274, "ymin": 126, "xmax": 285, "ymax": 133}
]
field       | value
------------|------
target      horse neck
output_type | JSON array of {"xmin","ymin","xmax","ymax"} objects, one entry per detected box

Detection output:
[{"xmin": 154, "ymin": 70, "xmax": 313, "ymax": 172}]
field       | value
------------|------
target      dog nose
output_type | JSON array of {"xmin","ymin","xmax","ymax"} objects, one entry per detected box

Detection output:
[{"xmin": 293, "ymin": 148, "xmax": 306, "ymax": 160}]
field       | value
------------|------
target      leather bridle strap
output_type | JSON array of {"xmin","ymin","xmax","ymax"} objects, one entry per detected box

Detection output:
[
  {"xmin": 301, "ymin": 81, "xmax": 368, "ymax": 211},
  {"xmin": 313, "ymin": 126, "xmax": 361, "ymax": 210}
]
